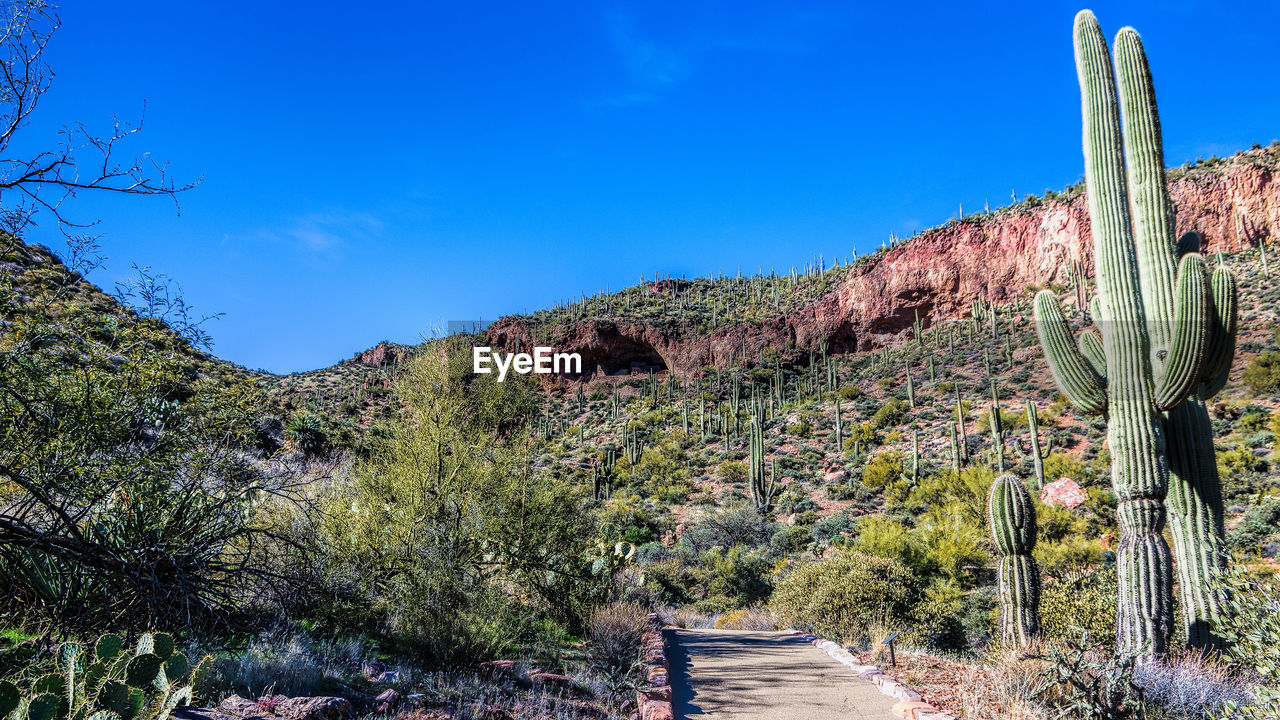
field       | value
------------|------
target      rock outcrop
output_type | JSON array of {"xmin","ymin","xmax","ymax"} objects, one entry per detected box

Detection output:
[{"xmin": 485, "ymin": 151, "xmax": 1279, "ymax": 384}]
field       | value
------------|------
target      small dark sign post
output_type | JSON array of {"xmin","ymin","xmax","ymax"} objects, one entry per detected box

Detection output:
[{"xmin": 882, "ymin": 632, "xmax": 899, "ymax": 667}]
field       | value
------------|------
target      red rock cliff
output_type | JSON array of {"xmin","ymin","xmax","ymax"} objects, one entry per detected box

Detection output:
[{"xmin": 486, "ymin": 150, "xmax": 1279, "ymax": 383}]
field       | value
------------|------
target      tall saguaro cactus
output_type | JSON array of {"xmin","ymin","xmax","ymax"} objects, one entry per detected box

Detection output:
[
  {"xmin": 988, "ymin": 474, "xmax": 1041, "ymax": 647},
  {"xmin": 749, "ymin": 415, "xmax": 776, "ymax": 514},
  {"xmin": 1033, "ymin": 10, "xmax": 1236, "ymax": 656}
]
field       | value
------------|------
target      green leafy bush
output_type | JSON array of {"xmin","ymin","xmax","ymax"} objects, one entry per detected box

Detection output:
[
  {"xmin": 1242, "ymin": 351, "xmax": 1280, "ymax": 396},
  {"xmin": 771, "ymin": 551, "xmax": 920, "ymax": 643},
  {"xmin": 1040, "ymin": 568, "xmax": 1117, "ymax": 647},
  {"xmin": 870, "ymin": 399, "xmax": 907, "ymax": 429},
  {"xmin": 862, "ymin": 452, "xmax": 904, "ymax": 490}
]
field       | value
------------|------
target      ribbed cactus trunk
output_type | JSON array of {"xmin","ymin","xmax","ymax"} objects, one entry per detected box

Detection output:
[
  {"xmin": 1033, "ymin": 11, "xmax": 1226, "ymax": 656},
  {"xmin": 988, "ymin": 474, "xmax": 1040, "ymax": 647}
]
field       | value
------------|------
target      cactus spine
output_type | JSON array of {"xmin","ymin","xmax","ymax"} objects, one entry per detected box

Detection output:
[
  {"xmin": 988, "ymin": 474, "xmax": 1041, "ymax": 647},
  {"xmin": 1034, "ymin": 11, "xmax": 1225, "ymax": 655}
]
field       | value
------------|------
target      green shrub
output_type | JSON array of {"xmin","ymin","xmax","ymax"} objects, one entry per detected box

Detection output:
[
  {"xmin": 1242, "ymin": 351, "xmax": 1280, "ymax": 396},
  {"xmin": 1040, "ymin": 567, "xmax": 1117, "ymax": 647},
  {"xmin": 698, "ymin": 546, "xmax": 774, "ymax": 609},
  {"xmin": 771, "ymin": 524, "xmax": 813, "ymax": 554},
  {"xmin": 844, "ymin": 423, "xmax": 880, "ymax": 449},
  {"xmin": 771, "ymin": 551, "xmax": 921, "ymax": 643},
  {"xmin": 870, "ymin": 399, "xmax": 907, "ymax": 429},
  {"xmin": 317, "ymin": 347, "xmax": 597, "ymax": 664},
  {"xmin": 718, "ymin": 460, "xmax": 747, "ymax": 483},
  {"xmin": 862, "ymin": 452, "xmax": 904, "ymax": 490},
  {"xmin": 1228, "ymin": 498, "xmax": 1280, "ymax": 555},
  {"xmin": 839, "ymin": 384, "xmax": 863, "ymax": 400}
]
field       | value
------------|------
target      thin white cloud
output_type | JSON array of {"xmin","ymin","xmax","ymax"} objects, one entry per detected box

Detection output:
[{"xmin": 254, "ymin": 210, "xmax": 385, "ymax": 259}]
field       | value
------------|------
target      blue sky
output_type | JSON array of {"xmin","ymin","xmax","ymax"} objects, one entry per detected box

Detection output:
[{"xmin": 15, "ymin": 1, "xmax": 1280, "ymax": 373}]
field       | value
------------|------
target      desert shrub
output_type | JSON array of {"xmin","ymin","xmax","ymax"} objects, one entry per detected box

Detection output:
[
  {"xmin": 915, "ymin": 510, "xmax": 990, "ymax": 580},
  {"xmin": 771, "ymin": 550, "xmax": 921, "ymax": 643},
  {"xmin": 1212, "ymin": 576, "xmax": 1279, "ymax": 718},
  {"xmin": 1043, "ymin": 451, "xmax": 1090, "ymax": 485},
  {"xmin": 770, "ymin": 524, "xmax": 812, "ymax": 554},
  {"xmin": 844, "ymin": 422, "xmax": 880, "ymax": 449},
  {"xmin": 1237, "ymin": 411, "xmax": 1271, "ymax": 433},
  {"xmin": 851, "ymin": 515, "xmax": 927, "ymax": 571},
  {"xmin": 0, "ymin": 253, "xmax": 274, "ymax": 632},
  {"xmin": 204, "ymin": 630, "xmax": 368, "ymax": 700},
  {"xmin": 839, "ymin": 384, "xmax": 863, "ymax": 400},
  {"xmin": 680, "ymin": 505, "xmax": 775, "ymax": 553},
  {"xmin": 1218, "ymin": 445, "xmax": 1269, "ymax": 498},
  {"xmin": 870, "ymin": 398, "xmax": 907, "ymax": 429},
  {"xmin": 698, "ymin": 546, "xmax": 774, "ymax": 608},
  {"xmin": 1228, "ymin": 498, "xmax": 1280, "ymax": 555},
  {"xmin": 1242, "ymin": 351, "xmax": 1280, "ymax": 396},
  {"xmin": 316, "ymin": 345, "xmax": 597, "ymax": 665},
  {"xmin": 811, "ymin": 514, "xmax": 857, "ymax": 544},
  {"xmin": 1033, "ymin": 630, "xmax": 1146, "ymax": 719},
  {"xmin": 671, "ymin": 607, "xmax": 716, "ymax": 629},
  {"xmin": 862, "ymin": 451, "xmax": 904, "ymax": 490},
  {"xmin": 718, "ymin": 459, "xmax": 746, "ymax": 483},
  {"xmin": 1246, "ymin": 431, "xmax": 1275, "ymax": 449},
  {"xmin": 1040, "ymin": 567, "xmax": 1117, "ymax": 647},
  {"xmin": 1132, "ymin": 651, "xmax": 1253, "ymax": 719},
  {"xmin": 285, "ymin": 412, "xmax": 328, "ymax": 456},
  {"xmin": 714, "ymin": 607, "xmax": 778, "ymax": 631},
  {"xmin": 587, "ymin": 602, "xmax": 648, "ymax": 686}
]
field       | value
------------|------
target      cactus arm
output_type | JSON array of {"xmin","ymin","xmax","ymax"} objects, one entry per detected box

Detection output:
[
  {"xmin": 1200, "ymin": 265, "xmax": 1238, "ymax": 389},
  {"xmin": 1078, "ymin": 329, "xmax": 1108, "ymax": 380},
  {"xmin": 1176, "ymin": 231, "xmax": 1202, "ymax": 259},
  {"xmin": 1114, "ymin": 26, "xmax": 1179, "ymax": 356},
  {"xmin": 1034, "ymin": 291, "xmax": 1107, "ymax": 415},
  {"xmin": 1153, "ymin": 253, "xmax": 1210, "ymax": 411}
]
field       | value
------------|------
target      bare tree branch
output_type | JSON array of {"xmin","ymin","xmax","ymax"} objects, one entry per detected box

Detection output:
[{"xmin": 0, "ymin": 1, "xmax": 200, "ymax": 237}]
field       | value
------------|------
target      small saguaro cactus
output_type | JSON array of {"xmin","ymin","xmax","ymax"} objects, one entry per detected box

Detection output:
[
  {"xmin": 988, "ymin": 474, "xmax": 1041, "ymax": 647},
  {"xmin": 987, "ymin": 381, "xmax": 1007, "ymax": 473},
  {"xmin": 1013, "ymin": 400, "xmax": 1053, "ymax": 489},
  {"xmin": 905, "ymin": 364, "xmax": 916, "ymax": 409},
  {"xmin": 748, "ymin": 415, "xmax": 776, "ymax": 514},
  {"xmin": 1034, "ymin": 10, "xmax": 1237, "ymax": 655}
]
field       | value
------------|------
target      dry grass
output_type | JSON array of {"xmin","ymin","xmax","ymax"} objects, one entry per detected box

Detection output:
[
  {"xmin": 712, "ymin": 607, "xmax": 778, "ymax": 631},
  {"xmin": 586, "ymin": 602, "xmax": 649, "ymax": 685},
  {"xmin": 669, "ymin": 607, "xmax": 717, "ymax": 629}
]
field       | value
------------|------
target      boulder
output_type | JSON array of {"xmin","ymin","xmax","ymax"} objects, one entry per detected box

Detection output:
[
  {"xmin": 374, "ymin": 690, "xmax": 400, "ymax": 714},
  {"xmin": 1040, "ymin": 478, "xmax": 1087, "ymax": 509},
  {"xmin": 216, "ymin": 696, "xmax": 263, "ymax": 718},
  {"xmin": 274, "ymin": 697, "xmax": 352, "ymax": 720}
]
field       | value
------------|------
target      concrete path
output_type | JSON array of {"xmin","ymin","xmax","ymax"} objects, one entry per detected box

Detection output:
[{"xmin": 667, "ymin": 629, "xmax": 899, "ymax": 719}]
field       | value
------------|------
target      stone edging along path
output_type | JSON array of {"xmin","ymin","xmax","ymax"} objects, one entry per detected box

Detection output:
[
  {"xmin": 634, "ymin": 613, "xmax": 673, "ymax": 720},
  {"xmin": 788, "ymin": 631, "xmax": 958, "ymax": 720}
]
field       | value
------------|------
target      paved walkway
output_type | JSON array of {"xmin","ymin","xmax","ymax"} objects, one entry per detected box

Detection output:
[{"xmin": 667, "ymin": 629, "xmax": 899, "ymax": 719}]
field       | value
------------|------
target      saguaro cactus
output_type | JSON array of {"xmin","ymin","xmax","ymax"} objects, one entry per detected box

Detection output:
[
  {"xmin": 1033, "ymin": 10, "xmax": 1234, "ymax": 655},
  {"xmin": 1014, "ymin": 400, "xmax": 1053, "ymax": 489},
  {"xmin": 749, "ymin": 415, "xmax": 776, "ymax": 514},
  {"xmin": 988, "ymin": 474, "xmax": 1041, "ymax": 647}
]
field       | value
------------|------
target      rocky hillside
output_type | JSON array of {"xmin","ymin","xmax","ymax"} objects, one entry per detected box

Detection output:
[{"xmin": 484, "ymin": 144, "xmax": 1280, "ymax": 383}]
